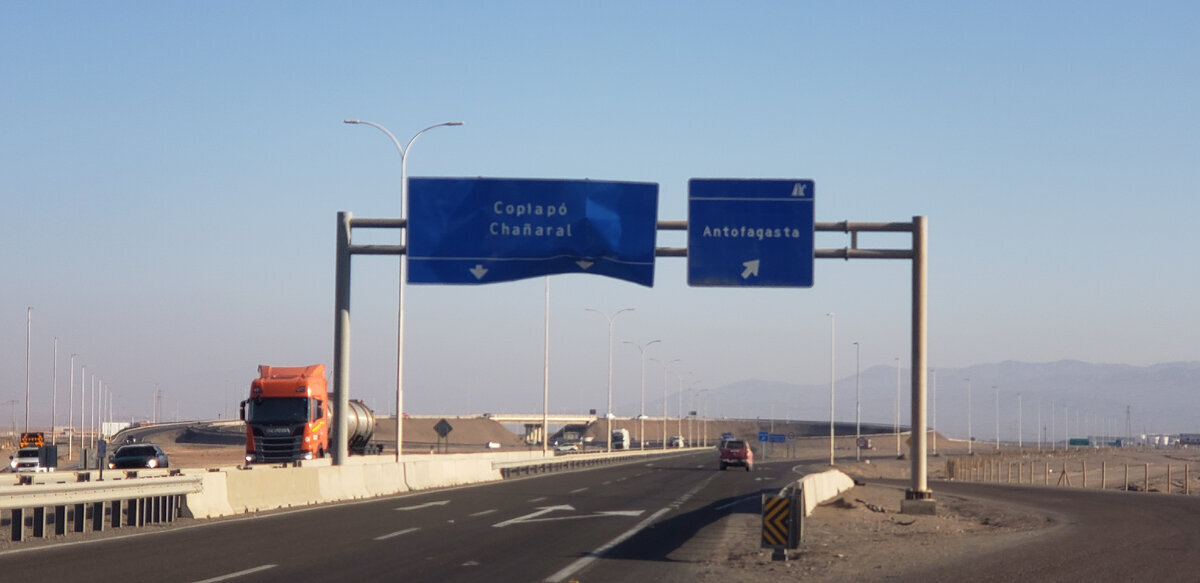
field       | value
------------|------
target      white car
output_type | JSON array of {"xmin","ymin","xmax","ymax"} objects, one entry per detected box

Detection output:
[
  {"xmin": 669, "ymin": 436, "xmax": 685, "ymax": 448},
  {"xmin": 9, "ymin": 447, "xmax": 51, "ymax": 472},
  {"xmin": 554, "ymin": 442, "xmax": 580, "ymax": 453}
]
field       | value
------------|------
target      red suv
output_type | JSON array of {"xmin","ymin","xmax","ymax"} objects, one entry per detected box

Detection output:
[{"xmin": 719, "ymin": 439, "xmax": 754, "ymax": 471}]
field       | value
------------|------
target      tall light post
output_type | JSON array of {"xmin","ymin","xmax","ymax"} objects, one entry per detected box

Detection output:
[
  {"xmin": 993, "ymin": 385, "xmax": 999, "ymax": 450},
  {"xmin": 587, "ymin": 308, "xmax": 634, "ymax": 452},
  {"xmin": 853, "ymin": 342, "xmax": 861, "ymax": 462},
  {"xmin": 25, "ymin": 306, "xmax": 32, "ymax": 433},
  {"xmin": 930, "ymin": 368, "xmax": 937, "ymax": 456},
  {"xmin": 826, "ymin": 312, "xmax": 835, "ymax": 466},
  {"xmin": 51, "ymin": 337, "xmax": 58, "ymax": 444},
  {"xmin": 965, "ymin": 378, "xmax": 972, "ymax": 455},
  {"xmin": 652, "ymin": 358, "xmax": 681, "ymax": 449},
  {"xmin": 624, "ymin": 339, "xmax": 660, "ymax": 450},
  {"xmin": 344, "ymin": 118, "xmax": 463, "ymax": 463},
  {"xmin": 1017, "ymin": 392, "xmax": 1023, "ymax": 449},
  {"xmin": 894, "ymin": 356, "xmax": 901, "ymax": 457},
  {"xmin": 69, "ymin": 354, "xmax": 77, "ymax": 459}
]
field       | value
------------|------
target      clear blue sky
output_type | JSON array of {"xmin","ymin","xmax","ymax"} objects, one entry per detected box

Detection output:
[{"xmin": 3, "ymin": 2, "xmax": 1197, "ymax": 429}]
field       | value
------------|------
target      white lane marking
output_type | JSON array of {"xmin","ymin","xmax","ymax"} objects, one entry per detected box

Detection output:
[
  {"xmin": 527, "ymin": 496, "xmax": 547, "ymax": 503},
  {"xmin": 395, "ymin": 500, "xmax": 450, "ymax": 511},
  {"xmin": 374, "ymin": 527, "xmax": 420, "ymax": 541},
  {"xmin": 191, "ymin": 564, "xmax": 277, "ymax": 583},
  {"xmin": 570, "ymin": 487, "xmax": 589, "ymax": 494},
  {"xmin": 469, "ymin": 509, "xmax": 498, "ymax": 517},
  {"xmin": 492, "ymin": 505, "xmax": 574, "ymax": 528},
  {"xmin": 544, "ymin": 473, "xmax": 718, "ymax": 583}
]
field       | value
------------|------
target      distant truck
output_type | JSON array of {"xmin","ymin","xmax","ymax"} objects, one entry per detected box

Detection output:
[
  {"xmin": 719, "ymin": 439, "xmax": 754, "ymax": 471},
  {"xmin": 240, "ymin": 364, "xmax": 378, "ymax": 464},
  {"xmin": 612, "ymin": 428, "xmax": 630, "ymax": 450}
]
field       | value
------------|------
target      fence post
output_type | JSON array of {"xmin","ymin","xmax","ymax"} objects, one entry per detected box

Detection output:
[
  {"xmin": 1102, "ymin": 462, "xmax": 1107, "ymax": 490},
  {"xmin": 1167, "ymin": 466, "xmax": 1172, "ymax": 494},
  {"xmin": 1145, "ymin": 463, "xmax": 1150, "ymax": 493},
  {"xmin": 1082, "ymin": 460, "xmax": 1087, "ymax": 489},
  {"xmin": 1124, "ymin": 465, "xmax": 1129, "ymax": 492}
]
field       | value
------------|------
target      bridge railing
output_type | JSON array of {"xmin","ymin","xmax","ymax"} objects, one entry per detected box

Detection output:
[{"xmin": 1, "ymin": 471, "xmax": 202, "ymax": 542}]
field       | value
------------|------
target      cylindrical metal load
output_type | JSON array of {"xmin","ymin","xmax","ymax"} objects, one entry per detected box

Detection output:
[{"xmin": 345, "ymin": 399, "xmax": 376, "ymax": 453}]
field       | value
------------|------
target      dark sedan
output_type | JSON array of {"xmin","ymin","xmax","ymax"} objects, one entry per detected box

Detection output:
[{"xmin": 108, "ymin": 444, "xmax": 169, "ymax": 469}]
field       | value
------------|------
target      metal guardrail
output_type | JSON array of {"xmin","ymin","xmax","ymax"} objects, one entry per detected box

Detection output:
[{"xmin": 1, "ymin": 472, "xmax": 203, "ymax": 542}]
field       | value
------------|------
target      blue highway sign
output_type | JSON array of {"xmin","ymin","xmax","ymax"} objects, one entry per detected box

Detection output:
[
  {"xmin": 758, "ymin": 431, "xmax": 769, "ymax": 443},
  {"xmin": 769, "ymin": 433, "xmax": 786, "ymax": 444},
  {"xmin": 687, "ymin": 179, "xmax": 815, "ymax": 287},
  {"xmin": 407, "ymin": 178, "xmax": 658, "ymax": 286}
]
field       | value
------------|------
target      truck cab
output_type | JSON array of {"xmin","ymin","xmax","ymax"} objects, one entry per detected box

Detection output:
[{"xmin": 241, "ymin": 364, "xmax": 330, "ymax": 463}]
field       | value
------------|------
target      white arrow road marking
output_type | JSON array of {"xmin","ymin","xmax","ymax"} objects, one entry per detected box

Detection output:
[
  {"xmin": 469, "ymin": 264, "xmax": 488, "ymax": 280},
  {"xmin": 493, "ymin": 505, "xmax": 644, "ymax": 527},
  {"xmin": 741, "ymin": 259, "xmax": 760, "ymax": 279},
  {"xmin": 191, "ymin": 565, "xmax": 277, "ymax": 583},
  {"xmin": 518, "ymin": 513, "xmax": 648, "ymax": 525},
  {"xmin": 374, "ymin": 527, "xmax": 420, "ymax": 541},
  {"xmin": 576, "ymin": 260, "xmax": 594, "ymax": 270},
  {"xmin": 395, "ymin": 500, "xmax": 450, "ymax": 511},
  {"xmin": 492, "ymin": 505, "xmax": 575, "ymax": 528}
]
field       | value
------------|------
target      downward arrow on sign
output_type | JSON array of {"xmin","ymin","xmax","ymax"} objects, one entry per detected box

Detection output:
[
  {"xmin": 469, "ymin": 264, "xmax": 488, "ymax": 280},
  {"xmin": 741, "ymin": 259, "xmax": 760, "ymax": 279},
  {"xmin": 576, "ymin": 260, "xmax": 594, "ymax": 270}
]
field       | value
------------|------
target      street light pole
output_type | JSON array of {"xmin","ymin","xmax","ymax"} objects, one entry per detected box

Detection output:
[
  {"xmin": 853, "ymin": 342, "xmax": 861, "ymax": 462},
  {"xmin": 994, "ymin": 386, "xmax": 999, "ymax": 450},
  {"xmin": 587, "ymin": 308, "xmax": 634, "ymax": 452},
  {"xmin": 965, "ymin": 378, "xmax": 973, "ymax": 455},
  {"xmin": 69, "ymin": 354, "xmax": 76, "ymax": 459},
  {"xmin": 826, "ymin": 312, "xmax": 835, "ymax": 466},
  {"xmin": 624, "ymin": 339, "xmax": 660, "ymax": 451},
  {"xmin": 894, "ymin": 356, "xmax": 903, "ymax": 457},
  {"xmin": 344, "ymin": 119, "xmax": 463, "ymax": 463},
  {"xmin": 25, "ymin": 306, "xmax": 32, "ymax": 433},
  {"xmin": 654, "ymin": 358, "xmax": 681, "ymax": 449}
]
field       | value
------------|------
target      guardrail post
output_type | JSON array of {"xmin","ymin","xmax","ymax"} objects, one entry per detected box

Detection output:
[
  {"xmin": 91, "ymin": 502, "xmax": 104, "ymax": 532},
  {"xmin": 10, "ymin": 508, "xmax": 22, "ymax": 542},
  {"xmin": 73, "ymin": 503, "xmax": 85, "ymax": 533},
  {"xmin": 33, "ymin": 507, "xmax": 46, "ymax": 538},
  {"xmin": 127, "ymin": 498, "xmax": 138, "ymax": 527},
  {"xmin": 111, "ymin": 500, "xmax": 122, "ymax": 528},
  {"xmin": 55, "ymin": 505, "xmax": 66, "ymax": 536}
]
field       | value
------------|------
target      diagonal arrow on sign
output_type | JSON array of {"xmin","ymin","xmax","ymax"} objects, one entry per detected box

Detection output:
[{"xmin": 741, "ymin": 259, "xmax": 760, "ymax": 279}]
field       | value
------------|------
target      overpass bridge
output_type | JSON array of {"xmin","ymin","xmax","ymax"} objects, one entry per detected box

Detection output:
[{"xmin": 483, "ymin": 413, "xmax": 598, "ymax": 444}]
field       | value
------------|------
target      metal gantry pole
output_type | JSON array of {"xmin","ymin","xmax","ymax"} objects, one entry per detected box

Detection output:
[{"xmin": 827, "ymin": 312, "xmax": 835, "ymax": 466}]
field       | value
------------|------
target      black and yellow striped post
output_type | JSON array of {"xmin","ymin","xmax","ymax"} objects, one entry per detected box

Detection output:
[{"xmin": 761, "ymin": 491, "xmax": 801, "ymax": 560}]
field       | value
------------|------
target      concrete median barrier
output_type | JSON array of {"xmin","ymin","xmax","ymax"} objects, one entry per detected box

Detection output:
[{"xmin": 798, "ymin": 469, "xmax": 855, "ymax": 516}]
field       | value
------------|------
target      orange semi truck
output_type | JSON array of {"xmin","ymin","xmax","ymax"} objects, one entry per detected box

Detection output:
[{"xmin": 240, "ymin": 364, "xmax": 378, "ymax": 464}]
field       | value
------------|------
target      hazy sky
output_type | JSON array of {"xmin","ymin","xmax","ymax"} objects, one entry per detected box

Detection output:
[{"xmin": 3, "ymin": 2, "xmax": 1198, "ymax": 429}]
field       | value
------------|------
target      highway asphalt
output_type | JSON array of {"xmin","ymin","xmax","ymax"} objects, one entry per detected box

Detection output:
[
  {"xmin": 0, "ymin": 449, "xmax": 799, "ymax": 583},
  {"xmin": 883, "ymin": 479, "xmax": 1200, "ymax": 582}
]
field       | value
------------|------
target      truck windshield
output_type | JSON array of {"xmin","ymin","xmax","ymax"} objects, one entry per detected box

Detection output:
[{"xmin": 246, "ymin": 397, "xmax": 309, "ymax": 424}]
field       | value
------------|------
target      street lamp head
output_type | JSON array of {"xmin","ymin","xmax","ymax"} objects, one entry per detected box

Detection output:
[
  {"xmin": 343, "ymin": 119, "xmax": 363, "ymax": 124},
  {"xmin": 446, "ymin": 121, "xmax": 464, "ymax": 126}
]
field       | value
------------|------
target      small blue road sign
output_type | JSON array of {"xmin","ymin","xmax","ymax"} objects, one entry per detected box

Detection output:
[
  {"xmin": 758, "ymin": 431, "xmax": 769, "ymax": 443},
  {"xmin": 687, "ymin": 179, "xmax": 815, "ymax": 287},
  {"xmin": 407, "ymin": 178, "xmax": 658, "ymax": 286}
]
